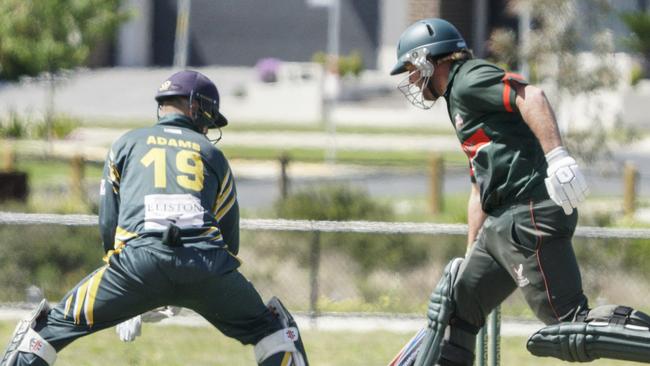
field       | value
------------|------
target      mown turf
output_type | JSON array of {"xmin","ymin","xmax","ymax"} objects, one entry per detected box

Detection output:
[{"xmin": 0, "ymin": 321, "xmax": 647, "ymax": 365}]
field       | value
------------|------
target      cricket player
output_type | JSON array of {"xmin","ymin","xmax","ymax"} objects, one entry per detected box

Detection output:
[
  {"xmin": 1, "ymin": 70, "xmax": 308, "ymax": 366},
  {"xmin": 388, "ymin": 18, "xmax": 650, "ymax": 365}
]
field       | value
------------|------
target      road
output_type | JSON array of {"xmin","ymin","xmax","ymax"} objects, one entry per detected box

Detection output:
[
  {"xmin": 8, "ymin": 126, "xmax": 650, "ymax": 214},
  {"xmin": 235, "ymin": 164, "xmax": 646, "ymax": 210}
]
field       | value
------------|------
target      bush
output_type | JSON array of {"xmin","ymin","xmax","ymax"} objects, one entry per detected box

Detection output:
[
  {"xmin": 0, "ymin": 113, "xmax": 80, "ymax": 139},
  {"xmin": 33, "ymin": 114, "xmax": 80, "ymax": 139},
  {"xmin": 630, "ymin": 63, "xmax": 645, "ymax": 86},
  {"xmin": 0, "ymin": 111, "xmax": 28, "ymax": 138},
  {"xmin": 275, "ymin": 185, "xmax": 429, "ymax": 272},
  {"xmin": 311, "ymin": 50, "xmax": 364, "ymax": 78},
  {"xmin": 0, "ymin": 225, "xmax": 103, "ymax": 301},
  {"xmin": 620, "ymin": 11, "xmax": 650, "ymax": 78}
]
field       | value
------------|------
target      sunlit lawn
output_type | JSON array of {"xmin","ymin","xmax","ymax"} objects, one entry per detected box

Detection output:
[{"xmin": 0, "ymin": 322, "xmax": 647, "ymax": 366}]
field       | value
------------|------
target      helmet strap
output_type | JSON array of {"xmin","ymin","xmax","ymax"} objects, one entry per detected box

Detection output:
[
  {"xmin": 427, "ymin": 78, "xmax": 440, "ymax": 99},
  {"xmin": 208, "ymin": 127, "xmax": 223, "ymax": 145}
]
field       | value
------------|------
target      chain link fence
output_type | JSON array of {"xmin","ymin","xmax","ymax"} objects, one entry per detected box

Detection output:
[{"xmin": 1, "ymin": 212, "xmax": 650, "ymax": 321}]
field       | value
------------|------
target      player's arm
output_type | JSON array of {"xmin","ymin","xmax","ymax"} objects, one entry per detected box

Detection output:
[
  {"xmin": 513, "ymin": 83, "xmax": 562, "ymax": 153},
  {"xmin": 217, "ymin": 193, "xmax": 240, "ymax": 255},
  {"xmin": 466, "ymin": 182, "xmax": 487, "ymax": 254},
  {"xmin": 213, "ymin": 161, "xmax": 240, "ymax": 255},
  {"xmin": 514, "ymin": 83, "xmax": 589, "ymax": 215},
  {"xmin": 98, "ymin": 148, "xmax": 121, "ymax": 253}
]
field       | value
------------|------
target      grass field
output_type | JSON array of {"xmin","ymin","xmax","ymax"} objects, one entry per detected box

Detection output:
[{"xmin": 0, "ymin": 322, "xmax": 647, "ymax": 365}]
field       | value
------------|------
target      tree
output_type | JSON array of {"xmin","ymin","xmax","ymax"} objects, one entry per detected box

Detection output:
[
  {"xmin": 0, "ymin": 0, "xmax": 128, "ymax": 81},
  {"xmin": 488, "ymin": 0, "xmax": 620, "ymax": 163},
  {"xmin": 620, "ymin": 11, "xmax": 650, "ymax": 78}
]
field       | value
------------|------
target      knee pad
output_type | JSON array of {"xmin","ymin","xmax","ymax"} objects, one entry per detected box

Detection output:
[
  {"xmin": 438, "ymin": 341, "xmax": 474, "ymax": 366},
  {"xmin": 437, "ymin": 317, "xmax": 480, "ymax": 366},
  {"xmin": 414, "ymin": 257, "xmax": 464, "ymax": 366},
  {"xmin": 1, "ymin": 300, "xmax": 57, "ymax": 366},
  {"xmin": 254, "ymin": 297, "xmax": 308, "ymax": 366},
  {"xmin": 527, "ymin": 305, "xmax": 650, "ymax": 363}
]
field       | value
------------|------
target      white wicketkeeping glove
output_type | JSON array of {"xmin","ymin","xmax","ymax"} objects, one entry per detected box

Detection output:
[
  {"xmin": 116, "ymin": 315, "xmax": 141, "ymax": 342},
  {"xmin": 141, "ymin": 306, "xmax": 181, "ymax": 322},
  {"xmin": 116, "ymin": 306, "xmax": 181, "ymax": 342},
  {"xmin": 544, "ymin": 146, "xmax": 589, "ymax": 215}
]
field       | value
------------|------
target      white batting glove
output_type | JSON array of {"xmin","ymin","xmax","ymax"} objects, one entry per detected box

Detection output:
[
  {"xmin": 544, "ymin": 146, "xmax": 589, "ymax": 215},
  {"xmin": 116, "ymin": 315, "xmax": 141, "ymax": 342}
]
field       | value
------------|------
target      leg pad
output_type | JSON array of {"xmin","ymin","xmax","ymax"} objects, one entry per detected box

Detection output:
[
  {"xmin": 528, "ymin": 305, "xmax": 650, "ymax": 363},
  {"xmin": 1, "ymin": 300, "xmax": 56, "ymax": 366},
  {"xmin": 414, "ymin": 257, "xmax": 464, "ymax": 366}
]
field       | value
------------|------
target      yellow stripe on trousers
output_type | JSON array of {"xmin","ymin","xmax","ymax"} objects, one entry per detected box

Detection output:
[
  {"xmin": 84, "ymin": 266, "xmax": 108, "ymax": 327},
  {"xmin": 281, "ymin": 352, "xmax": 292, "ymax": 366},
  {"xmin": 73, "ymin": 279, "xmax": 91, "ymax": 325},
  {"xmin": 63, "ymin": 295, "xmax": 73, "ymax": 318}
]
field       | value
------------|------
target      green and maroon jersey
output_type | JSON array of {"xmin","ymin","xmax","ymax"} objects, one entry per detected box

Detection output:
[
  {"xmin": 443, "ymin": 59, "xmax": 549, "ymax": 213},
  {"xmin": 99, "ymin": 114, "xmax": 239, "ymax": 257}
]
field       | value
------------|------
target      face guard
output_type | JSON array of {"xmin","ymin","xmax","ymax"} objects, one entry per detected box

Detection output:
[
  {"xmin": 397, "ymin": 48, "xmax": 437, "ymax": 110},
  {"xmin": 191, "ymin": 92, "xmax": 224, "ymax": 144}
]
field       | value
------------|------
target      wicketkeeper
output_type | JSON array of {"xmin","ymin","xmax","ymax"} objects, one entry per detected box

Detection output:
[
  {"xmin": 389, "ymin": 18, "xmax": 650, "ymax": 366},
  {"xmin": 1, "ymin": 70, "xmax": 309, "ymax": 366}
]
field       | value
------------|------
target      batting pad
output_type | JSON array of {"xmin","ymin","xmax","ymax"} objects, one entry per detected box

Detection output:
[{"xmin": 528, "ymin": 305, "xmax": 650, "ymax": 363}]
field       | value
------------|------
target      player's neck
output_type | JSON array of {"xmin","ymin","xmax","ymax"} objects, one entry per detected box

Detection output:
[{"xmin": 159, "ymin": 104, "xmax": 191, "ymax": 119}]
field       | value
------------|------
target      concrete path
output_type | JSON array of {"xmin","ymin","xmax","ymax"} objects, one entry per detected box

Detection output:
[{"xmin": 0, "ymin": 305, "xmax": 542, "ymax": 336}]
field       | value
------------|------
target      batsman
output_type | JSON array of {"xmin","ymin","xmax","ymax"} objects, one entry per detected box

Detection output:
[
  {"xmin": 1, "ymin": 70, "xmax": 308, "ymax": 366},
  {"xmin": 389, "ymin": 18, "xmax": 650, "ymax": 366}
]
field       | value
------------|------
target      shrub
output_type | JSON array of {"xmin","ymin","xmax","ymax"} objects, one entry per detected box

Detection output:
[
  {"xmin": 311, "ymin": 50, "xmax": 364, "ymax": 78},
  {"xmin": 0, "ymin": 225, "xmax": 103, "ymax": 301},
  {"xmin": 0, "ymin": 113, "xmax": 80, "ymax": 139},
  {"xmin": 275, "ymin": 185, "xmax": 429, "ymax": 272},
  {"xmin": 33, "ymin": 114, "xmax": 80, "ymax": 139},
  {"xmin": 0, "ymin": 111, "xmax": 28, "ymax": 138}
]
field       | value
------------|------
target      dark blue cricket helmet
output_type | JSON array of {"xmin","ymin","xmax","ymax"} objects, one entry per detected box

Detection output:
[{"xmin": 155, "ymin": 70, "xmax": 228, "ymax": 128}]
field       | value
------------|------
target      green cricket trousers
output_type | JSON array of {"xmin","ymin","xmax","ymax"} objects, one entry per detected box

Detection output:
[
  {"xmin": 15, "ymin": 241, "xmax": 281, "ymax": 365},
  {"xmin": 454, "ymin": 198, "xmax": 588, "ymax": 328}
]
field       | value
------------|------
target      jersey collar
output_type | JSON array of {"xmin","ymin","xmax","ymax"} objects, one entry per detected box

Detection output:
[
  {"xmin": 443, "ymin": 60, "xmax": 467, "ymax": 99},
  {"xmin": 157, "ymin": 114, "xmax": 202, "ymax": 133}
]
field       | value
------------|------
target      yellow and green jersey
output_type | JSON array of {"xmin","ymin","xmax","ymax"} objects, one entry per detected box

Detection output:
[
  {"xmin": 99, "ymin": 114, "xmax": 239, "ymax": 255},
  {"xmin": 444, "ymin": 59, "xmax": 549, "ymax": 213}
]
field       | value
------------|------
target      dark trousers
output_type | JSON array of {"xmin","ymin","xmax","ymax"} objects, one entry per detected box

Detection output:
[
  {"xmin": 17, "ymin": 242, "xmax": 280, "ymax": 365},
  {"xmin": 453, "ymin": 199, "xmax": 588, "ymax": 328}
]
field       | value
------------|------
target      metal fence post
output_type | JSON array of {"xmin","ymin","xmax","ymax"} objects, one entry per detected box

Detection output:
[
  {"xmin": 476, "ymin": 307, "xmax": 500, "ymax": 366},
  {"xmin": 476, "ymin": 324, "xmax": 487, "ymax": 366},
  {"xmin": 489, "ymin": 307, "xmax": 501, "ymax": 366},
  {"xmin": 309, "ymin": 231, "xmax": 321, "ymax": 327}
]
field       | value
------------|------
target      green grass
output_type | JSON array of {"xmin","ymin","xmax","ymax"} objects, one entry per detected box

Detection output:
[
  {"xmin": 82, "ymin": 119, "xmax": 455, "ymax": 136},
  {"xmin": 15, "ymin": 159, "xmax": 103, "ymax": 188},
  {"xmin": 0, "ymin": 322, "xmax": 412, "ymax": 366},
  {"xmin": 221, "ymin": 146, "xmax": 467, "ymax": 167},
  {"xmin": 0, "ymin": 322, "xmax": 646, "ymax": 365}
]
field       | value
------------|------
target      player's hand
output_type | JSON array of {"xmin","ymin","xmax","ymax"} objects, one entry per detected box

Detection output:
[
  {"xmin": 544, "ymin": 146, "xmax": 589, "ymax": 215},
  {"xmin": 141, "ymin": 306, "xmax": 181, "ymax": 322},
  {"xmin": 116, "ymin": 315, "xmax": 141, "ymax": 342}
]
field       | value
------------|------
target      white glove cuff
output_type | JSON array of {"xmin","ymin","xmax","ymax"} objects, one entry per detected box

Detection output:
[{"xmin": 545, "ymin": 146, "xmax": 569, "ymax": 165}]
